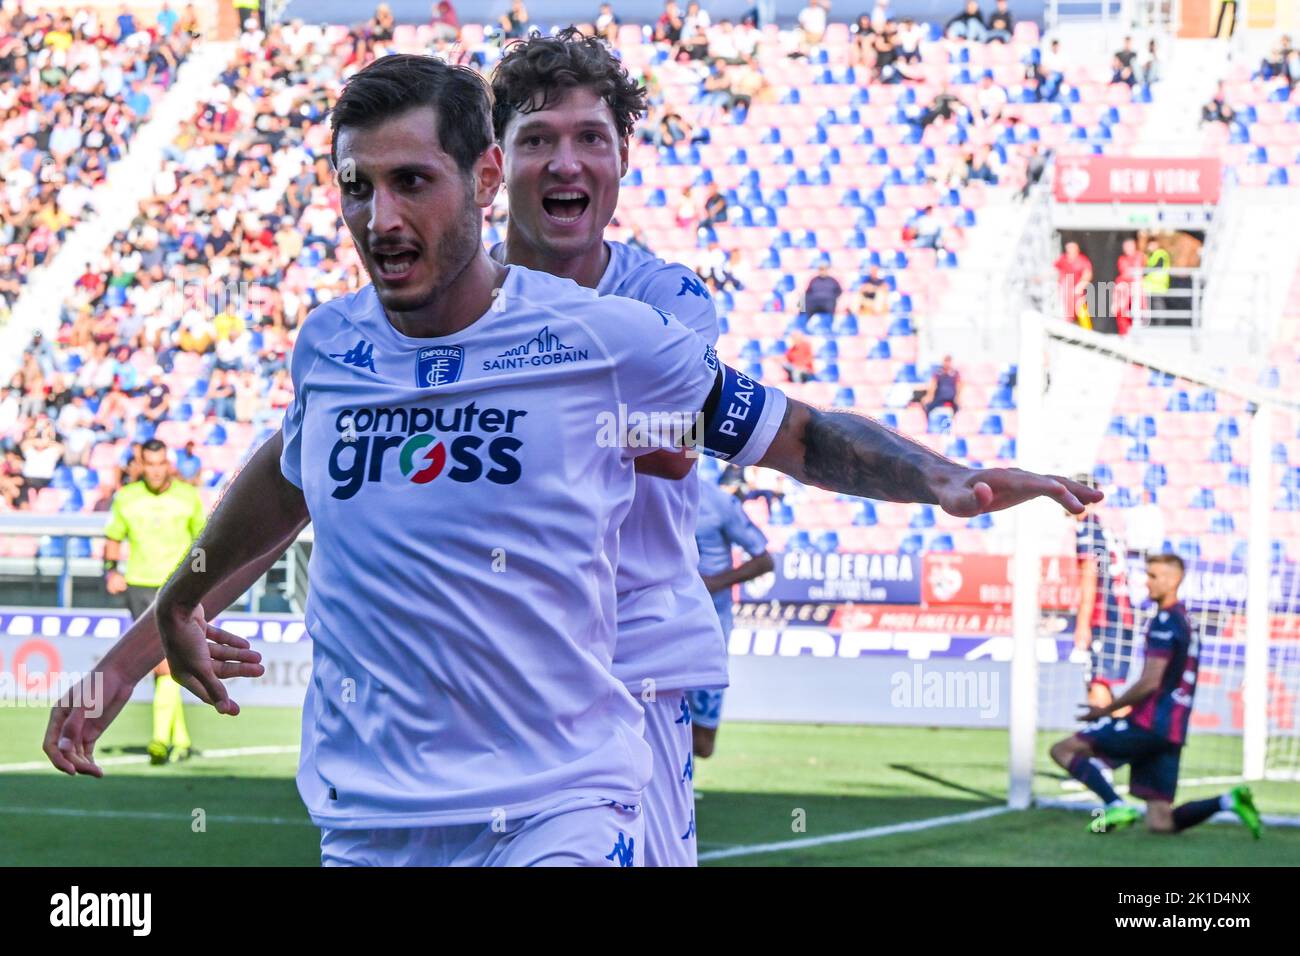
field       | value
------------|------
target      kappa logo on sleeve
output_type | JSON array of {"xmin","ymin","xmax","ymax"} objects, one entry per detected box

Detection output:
[{"xmin": 329, "ymin": 340, "xmax": 377, "ymax": 374}]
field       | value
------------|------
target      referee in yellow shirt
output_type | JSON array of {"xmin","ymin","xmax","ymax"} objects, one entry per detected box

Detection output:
[{"xmin": 104, "ymin": 439, "xmax": 206, "ymax": 764}]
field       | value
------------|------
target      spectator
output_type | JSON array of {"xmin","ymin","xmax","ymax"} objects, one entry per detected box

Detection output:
[
  {"xmin": 1114, "ymin": 237, "xmax": 1144, "ymax": 335},
  {"xmin": 870, "ymin": 0, "xmax": 891, "ymax": 30},
  {"xmin": 946, "ymin": 1, "xmax": 988, "ymax": 43},
  {"xmin": 430, "ymin": 1, "xmax": 459, "ymax": 43},
  {"xmin": 850, "ymin": 14, "xmax": 875, "ymax": 67},
  {"xmin": 967, "ymin": 144, "xmax": 999, "ymax": 185},
  {"xmin": 797, "ymin": 0, "xmax": 829, "ymax": 54},
  {"xmin": 1111, "ymin": 36, "xmax": 1138, "ymax": 86},
  {"xmin": 986, "ymin": 0, "xmax": 1013, "ymax": 42},
  {"xmin": 657, "ymin": 109, "xmax": 694, "ymax": 147},
  {"xmin": 733, "ymin": 14, "xmax": 762, "ymax": 61},
  {"xmin": 701, "ymin": 181, "xmax": 728, "ymax": 226},
  {"xmin": 499, "ymin": 0, "xmax": 530, "ymax": 40},
  {"xmin": 1141, "ymin": 39, "xmax": 1160, "ymax": 85},
  {"xmin": 784, "ymin": 335, "xmax": 815, "ymax": 384},
  {"xmin": 1041, "ymin": 38, "xmax": 1065, "ymax": 99},
  {"xmin": 896, "ymin": 17, "xmax": 923, "ymax": 64},
  {"xmin": 700, "ymin": 58, "xmax": 735, "ymax": 108},
  {"xmin": 674, "ymin": 186, "xmax": 698, "ymax": 229},
  {"xmin": 1053, "ymin": 240, "xmax": 1094, "ymax": 326},
  {"xmin": 140, "ymin": 366, "xmax": 170, "ymax": 423},
  {"xmin": 905, "ymin": 205, "xmax": 945, "ymax": 250},
  {"xmin": 1142, "ymin": 236, "xmax": 1172, "ymax": 320},
  {"xmin": 804, "ymin": 263, "xmax": 843, "ymax": 317},
  {"xmin": 627, "ymin": 227, "xmax": 653, "ymax": 256},
  {"xmin": 593, "ymin": 2, "xmax": 619, "ymax": 43},
  {"xmin": 20, "ymin": 419, "xmax": 63, "ymax": 493},
  {"xmin": 854, "ymin": 267, "xmax": 890, "ymax": 316},
  {"xmin": 0, "ymin": 448, "xmax": 29, "ymax": 510},
  {"xmin": 919, "ymin": 84, "xmax": 964, "ymax": 129},
  {"xmin": 1259, "ymin": 35, "xmax": 1293, "ymax": 81},
  {"xmin": 1200, "ymin": 81, "xmax": 1235, "ymax": 125},
  {"xmin": 920, "ymin": 355, "xmax": 963, "ymax": 419},
  {"xmin": 974, "ymin": 72, "xmax": 1008, "ymax": 124},
  {"xmin": 1018, "ymin": 144, "xmax": 1050, "ymax": 200},
  {"xmin": 369, "ymin": 3, "xmax": 395, "ymax": 42},
  {"xmin": 870, "ymin": 22, "xmax": 915, "ymax": 84},
  {"xmin": 654, "ymin": 1, "xmax": 684, "ymax": 44},
  {"xmin": 728, "ymin": 60, "xmax": 769, "ymax": 111}
]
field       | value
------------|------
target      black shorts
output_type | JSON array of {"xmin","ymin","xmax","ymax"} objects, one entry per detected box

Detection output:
[
  {"xmin": 1077, "ymin": 718, "xmax": 1181, "ymax": 802},
  {"xmin": 125, "ymin": 585, "xmax": 159, "ymax": 623}
]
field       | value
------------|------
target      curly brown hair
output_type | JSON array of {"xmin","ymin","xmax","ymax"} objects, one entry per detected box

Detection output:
[{"xmin": 490, "ymin": 27, "xmax": 647, "ymax": 142}]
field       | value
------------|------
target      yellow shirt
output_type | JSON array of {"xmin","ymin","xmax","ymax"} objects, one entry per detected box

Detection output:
[{"xmin": 105, "ymin": 479, "xmax": 206, "ymax": 587}]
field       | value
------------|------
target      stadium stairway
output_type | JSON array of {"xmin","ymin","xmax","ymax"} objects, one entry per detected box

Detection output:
[
  {"xmin": 1195, "ymin": 184, "xmax": 1300, "ymax": 362},
  {"xmin": 0, "ymin": 40, "xmax": 238, "ymax": 382},
  {"xmin": 1135, "ymin": 39, "xmax": 1230, "ymax": 157},
  {"xmin": 927, "ymin": 195, "xmax": 1034, "ymax": 362}
]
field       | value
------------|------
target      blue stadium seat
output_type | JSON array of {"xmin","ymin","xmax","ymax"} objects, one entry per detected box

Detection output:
[
  {"xmin": 900, "ymin": 533, "xmax": 924, "ymax": 555},
  {"xmin": 928, "ymin": 533, "xmax": 955, "ymax": 553},
  {"xmin": 1194, "ymin": 390, "xmax": 1217, "ymax": 412},
  {"xmin": 1166, "ymin": 390, "xmax": 1191, "ymax": 412},
  {"xmin": 1143, "ymin": 464, "xmax": 1168, "ymax": 489},
  {"xmin": 928, "ymin": 408, "xmax": 953, "ymax": 434},
  {"xmin": 39, "ymin": 537, "xmax": 66, "ymax": 558},
  {"xmin": 853, "ymin": 501, "xmax": 878, "ymax": 526},
  {"xmin": 1274, "ymin": 443, "xmax": 1290, "ymax": 465},
  {"xmin": 764, "ymin": 337, "xmax": 789, "ymax": 357},
  {"xmin": 881, "ymin": 412, "xmax": 900, "ymax": 429},
  {"xmin": 946, "ymin": 437, "xmax": 969, "ymax": 459},
  {"xmin": 1228, "ymin": 464, "xmax": 1250, "ymax": 486},
  {"xmin": 909, "ymin": 504, "xmax": 936, "ymax": 529},
  {"xmin": 1106, "ymin": 415, "xmax": 1127, "ymax": 437},
  {"xmin": 1112, "ymin": 487, "xmax": 1138, "ymax": 508},
  {"xmin": 621, "ymin": 168, "xmax": 643, "ymax": 186},
  {"xmin": 831, "ymin": 312, "xmax": 859, "ymax": 336},
  {"xmin": 814, "ymin": 531, "xmax": 841, "ymax": 554},
  {"xmin": 51, "ymin": 466, "xmax": 76, "ymax": 491},
  {"xmin": 833, "ymin": 387, "xmax": 856, "ymax": 408},
  {"xmin": 1189, "ymin": 488, "xmax": 1216, "ymax": 510},
  {"xmin": 895, "ymin": 362, "xmax": 922, "ymax": 384},
  {"xmin": 980, "ymin": 414, "xmax": 1004, "ymax": 435},
  {"xmin": 988, "ymin": 386, "xmax": 1015, "ymax": 409},
  {"xmin": 1126, "ymin": 442, "xmax": 1151, "ymax": 462},
  {"xmin": 1208, "ymin": 442, "xmax": 1234, "ymax": 463},
  {"xmin": 739, "ymin": 339, "xmax": 762, "ymax": 360},
  {"xmin": 1215, "ymin": 416, "xmax": 1240, "ymax": 440},
  {"xmin": 868, "ymin": 338, "xmax": 891, "ymax": 360},
  {"xmin": 787, "ymin": 530, "xmax": 814, "ymax": 551},
  {"xmin": 1278, "ymin": 490, "xmax": 1300, "ymax": 512},
  {"xmin": 647, "ymin": 188, "xmax": 666, "ymax": 207},
  {"xmin": 1210, "ymin": 513, "xmax": 1236, "ymax": 535},
  {"xmin": 1283, "ymin": 466, "xmax": 1300, "ymax": 491},
  {"xmin": 1093, "ymin": 463, "xmax": 1114, "ymax": 486},
  {"xmin": 815, "ymin": 362, "xmax": 840, "ymax": 383},
  {"xmin": 967, "ymin": 513, "xmax": 993, "ymax": 530},
  {"xmin": 807, "ymin": 312, "xmax": 835, "ymax": 335},
  {"xmin": 888, "ymin": 316, "xmax": 915, "ymax": 337},
  {"xmin": 816, "ymin": 339, "xmax": 839, "ymax": 360},
  {"xmin": 1173, "ymin": 538, "xmax": 1202, "ymax": 562},
  {"xmin": 770, "ymin": 502, "xmax": 795, "ymax": 525},
  {"xmin": 996, "ymin": 437, "xmax": 1017, "ymax": 459}
]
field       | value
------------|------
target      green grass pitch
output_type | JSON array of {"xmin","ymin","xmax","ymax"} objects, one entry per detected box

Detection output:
[{"xmin": 1, "ymin": 705, "xmax": 1295, "ymax": 866}]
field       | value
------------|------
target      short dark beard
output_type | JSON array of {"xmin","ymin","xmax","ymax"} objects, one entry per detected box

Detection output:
[{"xmin": 375, "ymin": 176, "xmax": 483, "ymax": 323}]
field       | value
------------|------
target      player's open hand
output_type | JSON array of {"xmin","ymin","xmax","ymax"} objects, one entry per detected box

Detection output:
[
  {"xmin": 156, "ymin": 602, "xmax": 263, "ymax": 717},
  {"xmin": 43, "ymin": 664, "xmax": 135, "ymax": 777},
  {"xmin": 1077, "ymin": 704, "xmax": 1109, "ymax": 723},
  {"xmin": 934, "ymin": 468, "xmax": 1102, "ymax": 518}
]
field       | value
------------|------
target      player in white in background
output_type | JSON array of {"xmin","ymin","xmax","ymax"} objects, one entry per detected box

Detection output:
[
  {"xmin": 690, "ymin": 476, "xmax": 773, "ymax": 758},
  {"xmin": 490, "ymin": 28, "xmax": 727, "ymax": 867},
  {"xmin": 44, "ymin": 54, "xmax": 1102, "ymax": 867}
]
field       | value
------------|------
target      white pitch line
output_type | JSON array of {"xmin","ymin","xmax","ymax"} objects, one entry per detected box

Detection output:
[
  {"xmin": 0, "ymin": 805, "xmax": 313, "ymax": 826},
  {"xmin": 697, "ymin": 805, "xmax": 1012, "ymax": 862},
  {"xmin": 0, "ymin": 744, "xmax": 299, "ymax": 774}
]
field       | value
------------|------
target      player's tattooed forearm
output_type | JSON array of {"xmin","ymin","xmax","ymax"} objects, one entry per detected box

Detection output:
[{"xmin": 802, "ymin": 408, "xmax": 943, "ymax": 503}]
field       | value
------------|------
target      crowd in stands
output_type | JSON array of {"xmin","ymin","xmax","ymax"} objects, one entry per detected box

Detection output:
[
  {"xmin": 1, "ymin": 3, "xmax": 197, "ymax": 319},
  {"xmin": 1, "ymin": 1, "xmax": 1297, "ymax": 564}
]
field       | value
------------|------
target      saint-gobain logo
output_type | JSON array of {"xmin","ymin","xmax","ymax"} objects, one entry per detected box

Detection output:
[{"xmin": 416, "ymin": 345, "xmax": 464, "ymax": 387}]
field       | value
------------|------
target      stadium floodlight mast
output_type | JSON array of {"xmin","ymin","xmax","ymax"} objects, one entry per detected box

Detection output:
[{"xmin": 1009, "ymin": 310, "xmax": 1300, "ymax": 820}]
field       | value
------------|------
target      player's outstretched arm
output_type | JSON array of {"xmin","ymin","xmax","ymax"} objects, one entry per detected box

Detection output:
[
  {"xmin": 755, "ymin": 399, "xmax": 1102, "ymax": 516},
  {"xmin": 154, "ymin": 429, "xmax": 309, "ymax": 716},
  {"xmin": 43, "ymin": 431, "xmax": 308, "ymax": 777}
]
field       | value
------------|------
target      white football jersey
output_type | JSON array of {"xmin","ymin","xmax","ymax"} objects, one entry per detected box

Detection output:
[
  {"xmin": 280, "ymin": 264, "xmax": 784, "ymax": 827},
  {"xmin": 596, "ymin": 240, "xmax": 730, "ymax": 692}
]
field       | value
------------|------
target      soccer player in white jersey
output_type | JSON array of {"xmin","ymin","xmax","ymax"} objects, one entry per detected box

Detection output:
[
  {"xmin": 488, "ymin": 29, "xmax": 728, "ymax": 866},
  {"xmin": 44, "ymin": 54, "xmax": 1101, "ymax": 866}
]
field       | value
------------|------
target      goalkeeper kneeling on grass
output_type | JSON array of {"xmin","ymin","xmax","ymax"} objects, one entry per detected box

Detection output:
[{"xmin": 1049, "ymin": 553, "xmax": 1262, "ymax": 838}]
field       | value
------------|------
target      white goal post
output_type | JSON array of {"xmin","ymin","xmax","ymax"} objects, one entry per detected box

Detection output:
[{"xmin": 1009, "ymin": 311, "xmax": 1300, "ymax": 817}]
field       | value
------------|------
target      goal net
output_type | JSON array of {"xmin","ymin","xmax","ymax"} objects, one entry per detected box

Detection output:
[{"xmin": 1008, "ymin": 315, "xmax": 1300, "ymax": 826}]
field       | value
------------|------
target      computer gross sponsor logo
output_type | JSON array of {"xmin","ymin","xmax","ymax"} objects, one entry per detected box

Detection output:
[{"xmin": 329, "ymin": 403, "xmax": 527, "ymax": 499}]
